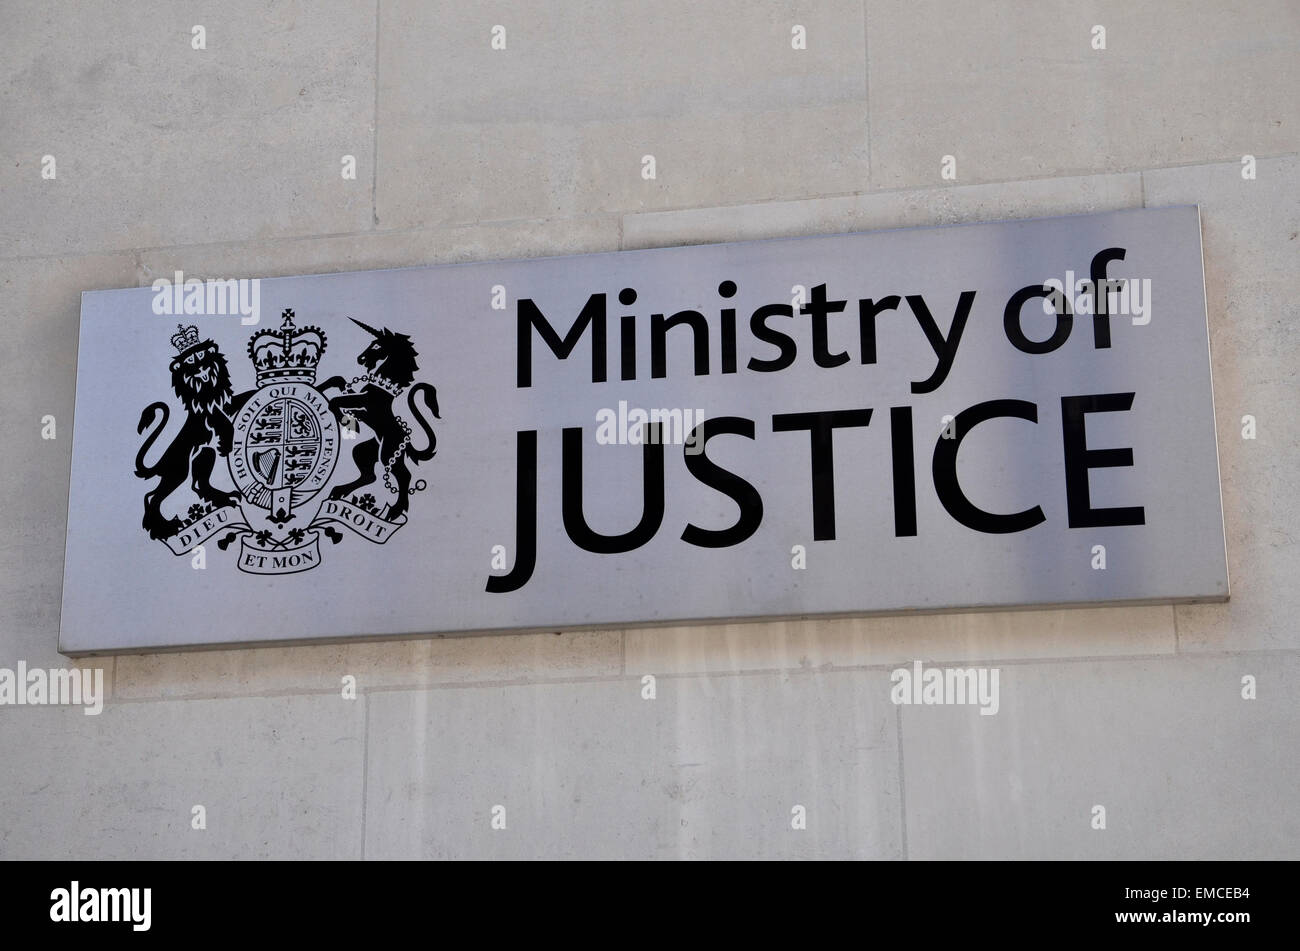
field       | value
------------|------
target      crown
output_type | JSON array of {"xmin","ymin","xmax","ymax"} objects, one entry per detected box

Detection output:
[
  {"xmin": 171, "ymin": 324, "xmax": 201, "ymax": 353},
  {"xmin": 247, "ymin": 309, "xmax": 327, "ymax": 385}
]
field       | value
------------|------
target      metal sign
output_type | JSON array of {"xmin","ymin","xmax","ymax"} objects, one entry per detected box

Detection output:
[{"xmin": 60, "ymin": 206, "xmax": 1227, "ymax": 654}]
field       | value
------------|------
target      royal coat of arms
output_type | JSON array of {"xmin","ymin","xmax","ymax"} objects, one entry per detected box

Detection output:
[{"xmin": 133, "ymin": 309, "xmax": 440, "ymax": 573}]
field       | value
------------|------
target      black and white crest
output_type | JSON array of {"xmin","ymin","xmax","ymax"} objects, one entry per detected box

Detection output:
[{"xmin": 133, "ymin": 309, "xmax": 440, "ymax": 574}]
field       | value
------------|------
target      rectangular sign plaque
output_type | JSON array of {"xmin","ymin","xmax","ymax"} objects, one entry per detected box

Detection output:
[{"xmin": 60, "ymin": 206, "xmax": 1227, "ymax": 654}]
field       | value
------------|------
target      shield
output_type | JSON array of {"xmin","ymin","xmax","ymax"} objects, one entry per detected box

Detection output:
[{"xmin": 229, "ymin": 381, "xmax": 339, "ymax": 524}]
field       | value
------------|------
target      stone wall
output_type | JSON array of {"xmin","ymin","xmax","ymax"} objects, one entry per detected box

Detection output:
[{"xmin": 1, "ymin": 1, "xmax": 1296, "ymax": 858}]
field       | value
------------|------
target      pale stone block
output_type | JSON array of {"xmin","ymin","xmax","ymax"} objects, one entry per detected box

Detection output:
[
  {"xmin": 900, "ymin": 654, "xmax": 1300, "ymax": 859},
  {"xmin": 622, "ymin": 171, "xmax": 1142, "ymax": 248},
  {"xmin": 0, "ymin": 694, "xmax": 364, "ymax": 858},
  {"xmin": 378, "ymin": 106, "xmax": 868, "ymax": 228},
  {"xmin": 134, "ymin": 216, "xmax": 621, "ymax": 282},
  {"xmin": 380, "ymin": 0, "xmax": 866, "ymax": 125},
  {"xmin": 626, "ymin": 606, "xmax": 1175, "ymax": 676},
  {"xmin": 114, "ymin": 630, "xmax": 622, "ymax": 700},
  {"xmin": 866, "ymin": 1, "xmax": 1300, "ymax": 189},
  {"xmin": 0, "ymin": 0, "xmax": 375, "ymax": 257},
  {"xmin": 568, "ymin": 104, "xmax": 869, "ymax": 217},
  {"xmin": 364, "ymin": 671, "xmax": 902, "ymax": 858},
  {"xmin": 375, "ymin": 1, "xmax": 868, "ymax": 227}
]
